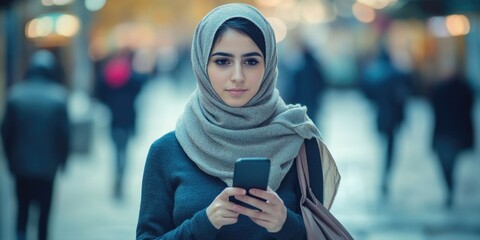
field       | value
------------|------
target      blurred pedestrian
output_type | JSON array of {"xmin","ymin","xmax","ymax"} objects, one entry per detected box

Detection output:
[
  {"xmin": 1, "ymin": 49, "xmax": 71, "ymax": 240},
  {"xmin": 290, "ymin": 42, "xmax": 326, "ymax": 124},
  {"xmin": 362, "ymin": 46, "xmax": 411, "ymax": 197},
  {"xmin": 430, "ymin": 70, "xmax": 475, "ymax": 208},
  {"xmin": 94, "ymin": 47, "xmax": 144, "ymax": 199}
]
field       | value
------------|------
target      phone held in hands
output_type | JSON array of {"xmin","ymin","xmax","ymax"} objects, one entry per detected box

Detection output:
[{"xmin": 229, "ymin": 157, "xmax": 270, "ymax": 210}]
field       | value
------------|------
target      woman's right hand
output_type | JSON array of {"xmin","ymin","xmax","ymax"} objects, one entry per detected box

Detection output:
[{"xmin": 206, "ymin": 187, "xmax": 246, "ymax": 229}]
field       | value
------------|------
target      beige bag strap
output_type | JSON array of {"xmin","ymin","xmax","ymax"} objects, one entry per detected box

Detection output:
[
  {"xmin": 296, "ymin": 140, "xmax": 354, "ymax": 240},
  {"xmin": 296, "ymin": 143, "xmax": 310, "ymax": 204}
]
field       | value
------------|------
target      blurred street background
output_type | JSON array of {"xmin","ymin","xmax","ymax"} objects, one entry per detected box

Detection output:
[{"xmin": 1, "ymin": 0, "xmax": 480, "ymax": 240}]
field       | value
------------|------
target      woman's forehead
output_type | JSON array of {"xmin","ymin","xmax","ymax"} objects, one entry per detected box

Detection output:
[{"xmin": 210, "ymin": 30, "xmax": 262, "ymax": 56}]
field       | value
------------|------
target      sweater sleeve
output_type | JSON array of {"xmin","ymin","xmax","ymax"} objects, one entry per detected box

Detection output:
[
  {"xmin": 270, "ymin": 208, "xmax": 306, "ymax": 240},
  {"xmin": 136, "ymin": 135, "xmax": 218, "ymax": 240}
]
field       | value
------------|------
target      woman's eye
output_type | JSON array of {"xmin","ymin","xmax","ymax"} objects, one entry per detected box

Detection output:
[
  {"xmin": 214, "ymin": 59, "xmax": 230, "ymax": 65},
  {"xmin": 245, "ymin": 58, "xmax": 259, "ymax": 65}
]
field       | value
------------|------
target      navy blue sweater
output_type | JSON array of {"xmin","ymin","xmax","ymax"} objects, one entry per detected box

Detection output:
[{"xmin": 136, "ymin": 131, "xmax": 307, "ymax": 240}]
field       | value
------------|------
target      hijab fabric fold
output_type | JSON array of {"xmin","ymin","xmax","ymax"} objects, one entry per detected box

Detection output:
[{"xmin": 175, "ymin": 3, "xmax": 321, "ymax": 190}]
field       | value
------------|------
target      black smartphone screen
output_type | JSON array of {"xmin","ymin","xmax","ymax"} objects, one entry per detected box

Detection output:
[{"xmin": 229, "ymin": 158, "xmax": 270, "ymax": 210}]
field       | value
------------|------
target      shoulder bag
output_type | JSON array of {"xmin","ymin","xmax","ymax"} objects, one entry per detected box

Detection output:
[{"xmin": 296, "ymin": 138, "xmax": 354, "ymax": 240}]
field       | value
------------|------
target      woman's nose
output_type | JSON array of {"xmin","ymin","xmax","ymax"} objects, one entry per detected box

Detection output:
[{"xmin": 231, "ymin": 63, "xmax": 245, "ymax": 82}]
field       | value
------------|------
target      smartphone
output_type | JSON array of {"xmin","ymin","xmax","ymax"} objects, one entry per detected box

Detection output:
[{"xmin": 229, "ymin": 157, "xmax": 270, "ymax": 210}]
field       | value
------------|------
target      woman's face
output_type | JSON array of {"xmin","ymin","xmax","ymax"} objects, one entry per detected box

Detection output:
[{"xmin": 207, "ymin": 29, "xmax": 265, "ymax": 107}]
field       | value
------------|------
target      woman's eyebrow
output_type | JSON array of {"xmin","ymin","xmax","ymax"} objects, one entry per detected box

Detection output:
[
  {"xmin": 243, "ymin": 52, "xmax": 262, "ymax": 58},
  {"xmin": 210, "ymin": 51, "xmax": 262, "ymax": 58},
  {"xmin": 210, "ymin": 52, "xmax": 233, "ymax": 57}
]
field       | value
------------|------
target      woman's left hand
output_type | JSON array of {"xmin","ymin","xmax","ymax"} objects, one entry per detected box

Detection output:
[{"xmin": 232, "ymin": 186, "xmax": 287, "ymax": 233}]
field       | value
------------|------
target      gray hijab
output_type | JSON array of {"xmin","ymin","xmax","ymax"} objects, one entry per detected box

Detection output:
[{"xmin": 175, "ymin": 3, "xmax": 321, "ymax": 191}]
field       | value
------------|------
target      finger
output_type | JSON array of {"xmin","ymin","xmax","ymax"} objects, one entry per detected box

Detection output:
[
  {"xmin": 250, "ymin": 217, "xmax": 270, "ymax": 227},
  {"xmin": 220, "ymin": 215, "xmax": 240, "ymax": 226},
  {"xmin": 208, "ymin": 209, "xmax": 239, "ymax": 229},
  {"xmin": 221, "ymin": 209, "xmax": 241, "ymax": 218},
  {"xmin": 248, "ymin": 188, "xmax": 279, "ymax": 205},
  {"xmin": 219, "ymin": 187, "xmax": 247, "ymax": 201},
  {"xmin": 233, "ymin": 203, "xmax": 267, "ymax": 219},
  {"xmin": 235, "ymin": 194, "xmax": 270, "ymax": 212},
  {"xmin": 250, "ymin": 217, "xmax": 282, "ymax": 233},
  {"xmin": 232, "ymin": 198, "xmax": 272, "ymax": 221},
  {"xmin": 222, "ymin": 218, "xmax": 239, "ymax": 225}
]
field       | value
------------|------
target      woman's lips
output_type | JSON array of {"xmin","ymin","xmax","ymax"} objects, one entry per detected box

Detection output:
[{"xmin": 227, "ymin": 88, "xmax": 247, "ymax": 97}]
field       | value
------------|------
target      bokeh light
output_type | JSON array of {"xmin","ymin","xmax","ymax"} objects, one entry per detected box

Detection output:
[
  {"xmin": 267, "ymin": 17, "xmax": 288, "ymax": 42},
  {"xmin": 352, "ymin": 2, "xmax": 376, "ymax": 23},
  {"xmin": 85, "ymin": 0, "xmax": 107, "ymax": 12},
  {"xmin": 56, "ymin": 14, "xmax": 80, "ymax": 37},
  {"xmin": 446, "ymin": 14, "xmax": 470, "ymax": 37}
]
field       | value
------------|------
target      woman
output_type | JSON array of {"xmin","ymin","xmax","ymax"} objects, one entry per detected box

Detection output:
[{"xmin": 136, "ymin": 3, "xmax": 340, "ymax": 239}]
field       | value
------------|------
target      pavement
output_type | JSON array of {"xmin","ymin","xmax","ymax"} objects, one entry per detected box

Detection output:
[{"xmin": 1, "ymin": 77, "xmax": 480, "ymax": 240}]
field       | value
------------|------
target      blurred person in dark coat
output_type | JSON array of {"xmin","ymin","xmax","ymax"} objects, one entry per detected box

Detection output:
[
  {"xmin": 94, "ymin": 48, "xmax": 144, "ymax": 199},
  {"xmin": 1, "ymin": 49, "xmax": 71, "ymax": 240},
  {"xmin": 290, "ymin": 43, "xmax": 326, "ymax": 124},
  {"xmin": 362, "ymin": 46, "xmax": 411, "ymax": 197},
  {"xmin": 430, "ymin": 70, "xmax": 475, "ymax": 208}
]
